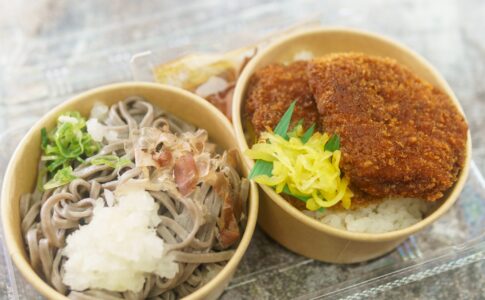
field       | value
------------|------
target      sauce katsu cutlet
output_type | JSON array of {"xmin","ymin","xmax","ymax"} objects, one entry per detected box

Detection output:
[
  {"xmin": 245, "ymin": 61, "xmax": 320, "ymax": 135},
  {"xmin": 307, "ymin": 53, "xmax": 468, "ymax": 201}
]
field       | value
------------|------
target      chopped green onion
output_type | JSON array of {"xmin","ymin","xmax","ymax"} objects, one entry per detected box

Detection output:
[
  {"xmin": 82, "ymin": 134, "xmax": 99, "ymax": 156},
  {"xmin": 41, "ymin": 128, "xmax": 48, "ymax": 149},
  {"xmin": 40, "ymin": 155, "xmax": 59, "ymax": 161},
  {"xmin": 39, "ymin": 111, "xmax": 100, "ymax": 190},
  {"xmin": 36, "ymin": 164, "xmax": 47, "ymax": 192},
  {"xmin": 44, "ymin": 166, "xmax": 77, "ymax": 190},
  {"xmin": 91, "ymin": 155, "xmax": 131, "ymax": 169},
  {"xmin": 54, "ymin": 122, "xmax": 85, "ymax": 158},
  {"xmin": 42, "ymin": 112, "xmax": 99, "ymax": 172},
  {"xmin": 46, "ymin": 158, "xmax": 68, "ymax": 173}
]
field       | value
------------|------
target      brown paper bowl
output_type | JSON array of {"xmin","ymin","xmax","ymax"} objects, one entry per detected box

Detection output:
[
  {"xmin": 1, "ymin": 82, "xmax": 259, "ymax": 300},
  {"xmin": 232, "ymin": 27, "xmax": 471, "ymax": 263}
]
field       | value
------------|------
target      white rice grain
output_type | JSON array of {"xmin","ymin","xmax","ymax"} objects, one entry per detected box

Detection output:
[{"xmin": 304, "ymin": 198, "xmax": 431, "ymax": 233}]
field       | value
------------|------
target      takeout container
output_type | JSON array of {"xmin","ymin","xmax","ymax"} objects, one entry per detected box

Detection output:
[
  {"xmin": 1, "ymin": 82, "xmax": 259, "ymax": 300},
  {"xmin": 232, "ymin": 27, "xmax": 471, "ymax": 263}
]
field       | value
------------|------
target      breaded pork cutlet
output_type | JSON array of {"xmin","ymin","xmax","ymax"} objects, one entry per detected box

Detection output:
[
  {"xmin": 307, "ymin": 53, "xmax": 468, "ymax": 201},
  {"xmin": 245, "ymin": 61, "xmax": 319, "ymax": 135}
]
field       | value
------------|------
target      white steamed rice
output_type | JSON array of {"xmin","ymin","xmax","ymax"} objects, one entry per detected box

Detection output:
[{"xmin": 304, "ymin": 198, "xmax": 432, "ymax": 233}]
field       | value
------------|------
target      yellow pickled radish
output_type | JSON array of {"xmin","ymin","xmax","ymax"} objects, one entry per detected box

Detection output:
[{"xmin": 246, "ymin": 129, "xmax": 353, "ymax": 210}]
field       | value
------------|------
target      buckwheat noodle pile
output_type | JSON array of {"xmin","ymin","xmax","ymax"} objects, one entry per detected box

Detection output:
[{"xmin": 20, "ymin": 97, "xmax": 249, "ymax": 299}]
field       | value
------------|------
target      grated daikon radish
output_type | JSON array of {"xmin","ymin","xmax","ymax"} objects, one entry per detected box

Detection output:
[{"xmin": 62, "ymin": 182, "xmax": 178, "ymax": 292}]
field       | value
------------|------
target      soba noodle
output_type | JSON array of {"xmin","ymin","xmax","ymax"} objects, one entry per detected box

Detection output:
[{"xmin": 21, "ymin": 97, "xmax": 249, "ymax": 299}]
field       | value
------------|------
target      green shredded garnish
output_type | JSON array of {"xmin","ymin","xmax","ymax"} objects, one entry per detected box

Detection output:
[
  {"xmin": 91, "ymin": 155, "xmax": 131, "ymax": 169},
  {"xmin": 301, "ymin": 124, "xmax": 315, "ymax": 144},
  {"xmin": 324, "ymin": 134, "xmax": 340, "ymax": 152},
  {"xmin": 249, "ymin": 160, "xmax": 273, "ymax": 180},
  {"xmin": 43, "ymin": 166, "xmax": 76, "ymax": 190},
  {"xmin": 287, "ymin": 122, "xmax": 302, "ymax": 138},
  {"xmin": 282, "ymin": 185, "xmax": 310, "ymax": 202},
  {"xmin": 40, "ymin": 111, "xmax": 100, "ymax": 189},
  {"xmin": 273, "ymin": 100, "xmax": 296, "ymax": 139}
]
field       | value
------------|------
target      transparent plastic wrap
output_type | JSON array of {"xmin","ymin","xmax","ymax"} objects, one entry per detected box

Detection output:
[{"xmin": 0, "ymin": 1, "xmax": 484, "ymax": 299}]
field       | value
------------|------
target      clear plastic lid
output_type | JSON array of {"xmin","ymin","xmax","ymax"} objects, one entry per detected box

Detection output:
[{"xmin": 0, "ymin": 1, "xmax": 483, "ymax": 299}]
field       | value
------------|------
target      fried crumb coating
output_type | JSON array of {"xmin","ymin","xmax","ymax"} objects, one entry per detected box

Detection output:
[
  {"xmin": 307, "ymin": 53, "xmax": 468, "ymax": 201},
  {"xmin": 245, "ymin": 61, "xmax": 320, "ymax": 134}
]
